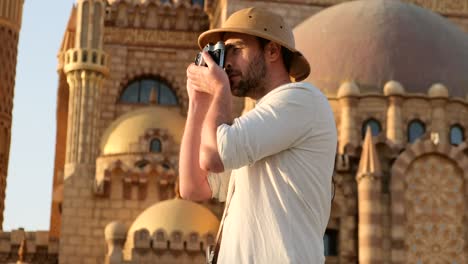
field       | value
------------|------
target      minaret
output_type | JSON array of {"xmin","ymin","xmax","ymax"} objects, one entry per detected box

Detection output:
[
  {"xmin": 63, "ymin": 0, "xmax": 108, "ymax": 167},
  {"xmin": 356, "ymin": 127, "xmax": 383, "ymax": 263},
  {"xmin": 60, "ymin": 0, "xmax": 108, "ymax": 261},
  {"xmin": 0, "ymin": 0, "xmax": 24, "ymax": 229}
]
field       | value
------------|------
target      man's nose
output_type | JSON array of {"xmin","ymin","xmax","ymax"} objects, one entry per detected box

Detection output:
[{"xmin": 224, "ymin": 50, "xmax": 233, "ymax": 69}]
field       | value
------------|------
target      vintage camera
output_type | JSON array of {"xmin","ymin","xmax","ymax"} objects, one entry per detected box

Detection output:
[{"xmin": 195, "ymin": 41, "xmax": 225, "ymax": 68}]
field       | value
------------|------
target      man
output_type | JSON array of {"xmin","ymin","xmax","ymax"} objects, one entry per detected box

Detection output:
[{"xmin": 179, "ymin": 7, "xmax": 337, "ymax": 263}]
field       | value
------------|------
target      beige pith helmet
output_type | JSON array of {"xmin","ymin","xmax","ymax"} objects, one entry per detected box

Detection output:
[{"xmin": 198, "ymin": 7, "xmax": 311, "ymax": 82}]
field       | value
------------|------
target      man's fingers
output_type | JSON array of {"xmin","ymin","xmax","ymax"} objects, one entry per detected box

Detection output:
[
  {"xmin": 187, "ymin": 74, "xmax": 209, "ymax": 93},
  {"xmin": 201, "ymin": 51, "xmax": 216, "ymax": 68},
  {"xmin": 187, "ymin": 63, "xmax": 200, "ymax": 75}
]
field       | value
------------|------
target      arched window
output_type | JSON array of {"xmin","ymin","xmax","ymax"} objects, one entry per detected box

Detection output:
[
  {"xmin": 323, "ymin": 229, "xmax": 338, "ymax": 256},
  {"xmin": 150, "ymin": 139, "xmax": 162, "ymax": 153},
  {"xmin": 119, "ymin": 78, "xmax": 177, "ymax": 105},
  {"xmin": 450, "ymin": 125, "xmax": 464, "ymax": 146},
  {"xmin": 361, "ymin": 118, "xmax": 381, "ymax": 138},
  {"xmin": 408, "ymin": 120, "xmax": 426, "ymax": 143}
]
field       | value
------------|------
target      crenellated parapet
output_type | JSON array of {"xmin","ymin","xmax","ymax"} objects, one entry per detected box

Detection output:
[
  {"xmin": 105, "ymin": 0, "xmax": 209, "ymax": 32},
  {"xmin": 130, "ymin": 228, "xmax": 215, "ymax": 254},
  {"xmin": 95, "ymin": 152, "xmax": 178, "ymax": 200},
  {"xmin": 105, "ymin": 221, "xmax": 215, "ymax": 263},
  {"xmin": 0, "ymin": 229, "xmax": 58, "ymax": 264}
]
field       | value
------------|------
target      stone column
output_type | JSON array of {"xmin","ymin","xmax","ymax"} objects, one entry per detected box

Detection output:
[
  {"xmin": 337, "ymin": 82, "xmax": 360, "ymax": 154},
  {"xmin": 384, "ymin": 81, "xmax": 405, "ymax": 146},
  {"xmin": 356, "ymin": 127, "xmax": 383, "ymax": 264},
  {"xmin": 428, "ymin": 83, "xmax": 449, "ymax": 145}
]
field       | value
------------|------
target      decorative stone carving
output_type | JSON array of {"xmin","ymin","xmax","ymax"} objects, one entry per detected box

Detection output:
[{"xmin": 104, "ymin": 28, "xmax": 201, "ymax": 47}]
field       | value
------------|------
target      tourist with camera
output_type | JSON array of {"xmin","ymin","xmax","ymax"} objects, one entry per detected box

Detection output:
[{"xmin": 179, "ymin": 7, "xmax": 337, "ymax": 263}]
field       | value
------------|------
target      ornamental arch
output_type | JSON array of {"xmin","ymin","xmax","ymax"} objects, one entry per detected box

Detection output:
[{"xmin": 390, "ymin": 140, "xmax": 468, "ymax": 263}]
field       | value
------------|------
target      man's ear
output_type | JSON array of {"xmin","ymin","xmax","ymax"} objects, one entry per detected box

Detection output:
[{"xmin": 264, "ymin": 42, "xmax": 282, "ymax": 62}]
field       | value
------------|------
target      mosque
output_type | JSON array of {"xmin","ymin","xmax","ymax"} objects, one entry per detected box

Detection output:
[{"xmin": 0, "ymin": 0, "xmax": 467, "ymax": 263}]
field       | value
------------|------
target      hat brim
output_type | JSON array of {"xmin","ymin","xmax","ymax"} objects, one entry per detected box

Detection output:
[{"xmin": 198, "ymin": 27, "xmax": 311, "ymax": 82}]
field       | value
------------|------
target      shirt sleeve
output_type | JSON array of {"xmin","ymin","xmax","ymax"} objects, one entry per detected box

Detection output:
[
  {"xmin": 206, "ymin": 170, "xmax": 231, "ymax": 202},
  {"xmin": 217, "ymin": 87, "xmax": 316, "ymax": 171}
]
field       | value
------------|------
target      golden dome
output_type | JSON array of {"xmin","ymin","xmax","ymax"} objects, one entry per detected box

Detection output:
[
  {"xmin": 100, "ymin": 106, "xmax": 185, "ymax": 155},
  {"xmin": 128, "ymin": 199, "xmax": 219, "ymax": 236},
  {"xmin": 124, "ymin": 199, "xmax": 220, "ymax": 251},
  {"xmin": 294, "ymin": 0, "xmax": 468, "ymax": 97}
]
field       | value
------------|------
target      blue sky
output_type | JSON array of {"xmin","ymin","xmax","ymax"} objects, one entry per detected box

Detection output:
[{"xmin": 4, "ymin": 0, "xmax": 76, "ymax": 231}]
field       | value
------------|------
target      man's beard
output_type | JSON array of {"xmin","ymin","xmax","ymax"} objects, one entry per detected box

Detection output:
[{"xmin": 228, "ymin": 54, "xmax": 267, "ymax": 98}]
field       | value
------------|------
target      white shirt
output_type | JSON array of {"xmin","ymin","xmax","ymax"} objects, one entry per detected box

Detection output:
[{"xmin": 207, "ymin": 82, "xmax": 337, "ymax": 263}]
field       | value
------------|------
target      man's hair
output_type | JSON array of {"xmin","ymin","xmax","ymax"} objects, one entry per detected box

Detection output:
[{"xmin": 257, "ymin": 37, "xmax": 293, "ymax": 72}]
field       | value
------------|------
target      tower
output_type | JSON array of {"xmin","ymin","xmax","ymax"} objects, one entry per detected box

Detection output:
[
  {"xmin": 0, "ymin": 0, "xmax": 24, "ymax": 229},
  {"xmin": 60, "ymin": 0, "xmax": 108, "ymax": 261},
  {"xmin": 357, "ymin": 127, "xmax": 383, "ymax": 263}
]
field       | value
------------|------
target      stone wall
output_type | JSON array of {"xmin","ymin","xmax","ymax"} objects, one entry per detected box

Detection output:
[{"xmin": 0, "ymin": 229, "xmax": 58, "ymax": 263}]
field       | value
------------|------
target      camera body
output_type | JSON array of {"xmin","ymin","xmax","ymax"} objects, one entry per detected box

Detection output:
[{"xmin": 195, "ymin": 41, "xmax": 225, "ymax": 68}]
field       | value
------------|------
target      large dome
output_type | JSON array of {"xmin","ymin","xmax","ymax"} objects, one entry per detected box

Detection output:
[
  {"xmin": 100, "ymin": 106, "xmax": 185, "ymax": 155},
  {"xmin": 294, "ymin": 0, "xmax": 468, "ymax": 97},
  {"xmin": 127, "ymin": 199, "xmax": 219, "ymax": 237}
]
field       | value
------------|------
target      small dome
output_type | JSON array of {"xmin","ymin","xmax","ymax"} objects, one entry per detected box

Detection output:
[
  {"xmin": 100, "ymin": 106, "xmax": 185, "ymax": 155},
  {"xmin": 337, "ymin": 82, "xmax": 360, "ymax": 98},
  {"xmin": 294, "ymin": 0, "xmax": 468, "ymax": 97},
  {"xmin": 105, "ymin": 221, "xmax": 127, "ymax": 240},
  {"xmin": 124, "ymin": 199, "xmax": 220, "ymax": 251},
  {"xmin": 383, "ymin": 81, "xmax": 405, "ymax": 96},
  {"xmin": 428, "ymin": 83, "xmax": 449, "ymax": 98}
]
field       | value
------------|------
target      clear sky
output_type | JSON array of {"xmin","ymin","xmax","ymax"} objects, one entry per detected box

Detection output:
[{"xmin": 4, "ymin": 0, "xmax": 76, "ymax": 231}]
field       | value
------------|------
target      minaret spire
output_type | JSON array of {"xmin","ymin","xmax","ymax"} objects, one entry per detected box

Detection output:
[
  {"xmin": 356, "ymin": 126, "xmax": 383, "ymax": 264},
  {"xmin": 357, "ymin": 126, "xmax": 382, "ymax": 180}
]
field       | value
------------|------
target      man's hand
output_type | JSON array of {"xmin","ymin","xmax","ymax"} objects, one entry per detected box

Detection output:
[
  {"xmin": 186, "ymin": 75, "xmax": 212, "ymax": 107},
  {"xmin": 187, "ymin": 51, "xmax": 230, "ymax": 96}
]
